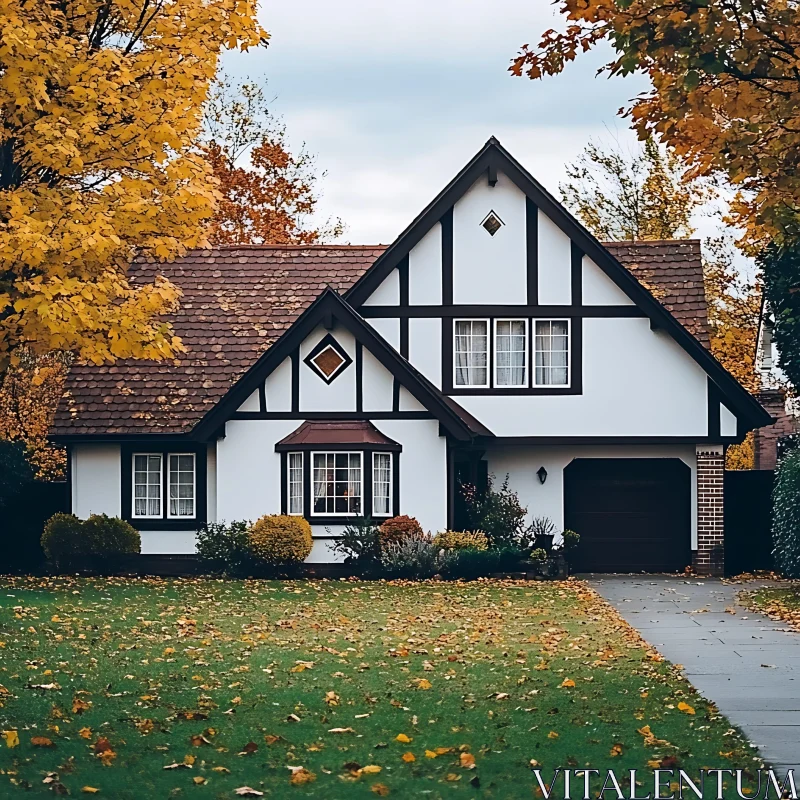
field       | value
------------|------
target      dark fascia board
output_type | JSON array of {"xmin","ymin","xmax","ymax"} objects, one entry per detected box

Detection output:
[
  {"xmin": 344, "ymin": 137, "xmax": 771, "ymax": 431},
  {"xmin": 191, "ymin": 288, "xmax": 477, "ymax": 442}
]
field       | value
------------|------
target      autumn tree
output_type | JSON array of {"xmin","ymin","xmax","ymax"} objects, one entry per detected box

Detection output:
[
  {"xmin": 0, "ymin": 1, "xmax": 265, "ymax": 375},
  {"xmin": 562, "ymin": 138, "xmax": 761, "ymax": 466},
  {"xmin": 201, "ymin": 75, "xmax": 343, "ymax": 245},
  {"xmin": 512, "ymin": 0, "xmax": 800, "ymax": 390},
  {"xmin": 0, "ymin": 350, "xmax": 70, "ymax": 479},
  {"xmin": 561, "ymin": 137, "xmax": 701, "ymax": 241}
]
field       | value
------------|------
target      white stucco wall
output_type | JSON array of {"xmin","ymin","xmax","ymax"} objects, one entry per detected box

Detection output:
[
  {"xmin": 408, "ymin": 318, "xmax": 442, "ymax": 387},
  {"xmin": 484, "ymin": 444, "xmax": 698, "ymax": 549},
  {"xmin": 457, "ymin": 318, "xmax": 709, "ymax": 436},
  {"xmin": 206, "ymin": 442, "xmax": 217, "ymax": 523},
  {"xmin": 362, "ymin": 348, "xmax": 394, "ymax": 412},
  {"xmin": 721, "ymin": 403, "xmax": 738, "ymax": 437},
  {"xmin": 140, "ymin": 531, "xmax": 198, "ymax": 555},
  {"xmin": 409, "ymin": 223, "xmax": 442, "ymax": 305},
  {"xmin": 582, "ymin": 255, "xmax": 634, "ymax": 306},
  {"xmin": 71, "ymin": 444, "xmax": 121, "ymax": 518},
  {"xmin": 265, "ymin": 357, "xmax": 292, "ymax": 412},
  {"xmin": 452, "ymin": 172, "xmax": 527, "ymax": 305},
  {"xmin": 368, "ymin": 318, "xmax": 400, "ymax": 351},
  {"xmin": 363, "ymin": 268, "xmax": 399, "ymax": 306},
  {"xmin": 237, "ymin": 390, "xmax": 260, "ymax": 412},
  {"xmin": 537, "ymin": 211, "xmax": 572, "ymax": 305}
]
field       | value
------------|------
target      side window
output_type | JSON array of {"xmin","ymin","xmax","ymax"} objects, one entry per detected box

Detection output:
[
  {"xmin": 454, "ymin": 319, "xmax": 489, "ymax": 387},
  {"xmin": 534, "ymin": 319, "xmax": 570, "ymax": 386}
]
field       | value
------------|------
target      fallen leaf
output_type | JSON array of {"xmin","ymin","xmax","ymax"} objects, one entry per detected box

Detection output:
[
  {"xmin": 560, "ymin": 679, "xmax": 575, "ymax": 688},
  {"xmin": 72, "ymin": 696, "xmax": 92, "ymax": 714},
  {"xmin": 193, "ymin": 776, "xmax": 206, "ymax": 785},
  {"xmin": 415, "ymin": 679, "xmax": 432, "ymax": 690},
  {"xmin": 610, "ymin": 743, "xmax": 623, "ymax": 757},
  {"xmin": 2, "ymin": 730, "xmax": 19, "ymax": 748},
  {"xmin": 547, "ymin": 731, "xmax": 559, "ymax": 739},
  {"xmin": 289, "ymin": 768, "xmax": 316, "ymax": 785},
  {"xmin": 395, "ymin": 733, "xmax": 412, "ymax": 743},
  {"xmin": 234, "ymin": 789, "xmax": 264, "ymax": 797},
  {"xmin": 401, "ymin": 752, "xmax": 415, "ymax": 762},
  {"xmin": 460, "ymin": 752, "xmax": 476, "ymax": 769},
  {"xmin": 81, "ymin": 788, "xmax": 99, "ymax": 794},
  {"xmin": 371, "ymin": 784, "xmax": 390, "ymax": 796},
  {"xmin": 78, "ymin": 727, "xmax": 92, "ymax": 739},
  {"xmin": 328, "ymin": 727, "xmax": 356, "ymax": 734},
  {"xmin": 31, "ymin": 736, "xmax": 54, "ymax": 747},
  {"xmin": 677, "ymin": 701, "xmax": 696, "ymax": 715},
  {"xmin": 362, "ymin": 765, "xmax": 382, "ymax": 774}
]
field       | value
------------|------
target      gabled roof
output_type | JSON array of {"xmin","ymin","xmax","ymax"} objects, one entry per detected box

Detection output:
[
  {"xmin": 275, "ymin": 420, "xmax": 401, "ymax": 450},
  {"xmin": 345, "ymin": 138, "xmax": 768, "ymax": 428},
  {"xmin": 191, "ymin": 288, "xmax": 486, "ymax": 442}
]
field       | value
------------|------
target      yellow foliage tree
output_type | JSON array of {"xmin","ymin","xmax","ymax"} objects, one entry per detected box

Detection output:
[{"xmin": 0, "ymin": 0, "xmax": 266, "ymax": 373}]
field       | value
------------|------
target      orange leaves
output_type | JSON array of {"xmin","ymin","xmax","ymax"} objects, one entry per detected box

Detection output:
[
  {"xmin": 288, "ymin": 767, "xmax": 316, "ymax": 786},
  {"xmin": 31, "ymin": 736, "xmax": 54, "ymax": 747},
  {"xmin": 371, "ymin": 785, "xmax": 390, "ymax": 796},
  {"xmin": 93, "ymin": 737, "xmax": 116, "ymax": 766},
  {"xmin": 414, "ymin": 678, "xmax": 432, "ymax": 690},
  {"xmin": 609, "ymin": 743, "xmax": 623, "ymax": 757},
  {"xmin": 677, "ymin": 701, "xmax": 696, "ymax": 715},
  {"xmin": 559, "ymin": 678, "xmax": 575, "ymax": 688},
  {"xmin": 459, "ymin": 752, "xmax": 476, "ymax": 769},
  {"xmin": 394, "ymin": 733, "xmax": 412, "ymax": 743},
  {"xmin": 401, "ymin": 752, "xmax": 415, "ymax": 763},
  {"xmin": 1, "ymin": 730, "xmax": 19, "ymax": 748}
]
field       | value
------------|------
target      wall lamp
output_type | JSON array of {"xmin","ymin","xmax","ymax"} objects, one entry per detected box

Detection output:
[{"xmin": 537, "ymin": 466, "xmax": 547, "ymax": 485}]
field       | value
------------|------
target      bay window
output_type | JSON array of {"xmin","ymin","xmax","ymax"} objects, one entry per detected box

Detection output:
[
  {"xmin": 372, "ymin": 453, "xmax": 392, "ymax": 516},
  {"xmin": 312, "ymin": 452, "xmax": 363, "ymax": 516}
]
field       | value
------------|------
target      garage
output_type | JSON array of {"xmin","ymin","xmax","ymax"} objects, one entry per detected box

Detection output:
[{"xmin": 564, "ymin": 458, "xmax": 691, "ymax": 573}]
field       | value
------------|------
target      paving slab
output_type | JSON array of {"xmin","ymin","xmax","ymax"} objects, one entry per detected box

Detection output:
[{"xmin": 588, "ymin": 575, "xmax": 800, "ymax": 773}]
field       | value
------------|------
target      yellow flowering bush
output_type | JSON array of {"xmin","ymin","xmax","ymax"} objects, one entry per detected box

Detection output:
[
  {"xmin": 432, "ymin": 530, "xmax": 489, "ymax": 551},
  {"xmin": 247, "ymin": 515, "xmax": 312, "ymax": 566}
]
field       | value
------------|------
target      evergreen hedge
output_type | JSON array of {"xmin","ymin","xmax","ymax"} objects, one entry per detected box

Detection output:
[{"xmin": 772, "ymin": 449, "xmax": 800, "ymax": 577}]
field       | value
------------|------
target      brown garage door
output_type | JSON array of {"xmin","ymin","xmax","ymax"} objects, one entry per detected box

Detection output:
[{"xmin": 564, "ymin": 458, "xmax": 691, "ymax": 573}]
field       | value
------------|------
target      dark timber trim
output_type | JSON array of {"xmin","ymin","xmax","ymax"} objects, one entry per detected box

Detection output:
[
  {"xmin": 475, "ymin": 435, "xmax": 745, "ymax": 446},
  {"xmin": 120, "ymin": 443, "xmax": 208, "ymax": 531},
  {"xmin": 708, "ymin": 377, "xmax": 722, "ymax": 439},
  {"xmin": 399, "ymin": 255, "xmax": 409, "ymax": 358},
  {"xmin": 360, "ymin": 305, "xmax": 644, "ymax": 319},
  {"xmin": 230, "ymin": 411, "xmax": 434, "ymax": 421},
  {"xmin": 526, "ymin": 198, "xmax": 538, "ymax": 305},
  {"xmin": 343, "ymin": 137, "xmax": 770, "ymax": 430},
  {"xmin": 571, "ymin": 241, "xmax": 583, "ymax": 306},
  {"xmin": 258, "ymin": 382, "xmax": 267, "ymax": 413},
  {"xmin": 291, "ymin": 350, "xmax": 300, "ymax": 413},
  {"xmin": 355, "ymin": 341, "xmax": 363, "ymax": 413},
  {"xmin": 441, "ymin": 208, "xmax": 453, "ymax": 305},
  {"xmin": 192, "ymin": 288, "xmax": 477, "ymax": 441}
]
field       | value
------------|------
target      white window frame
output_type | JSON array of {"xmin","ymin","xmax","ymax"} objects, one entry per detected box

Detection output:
[
  {"xmin": 287, "ymin": 452, "xmax": 304, "ymax": 515},
  {"xmin": 132, "ymin": 453, "xmax": 163, "ymax": 520},
  {"xmin": 453, "ymin": 318, "xmax": 490, "ymax": 388},
  {"xmin": 167, "ymin": 453, "xmax": 196, "ymax": 520},
  {"xmin": 533, "ymin": 318, "xmax": 571, "ymax": 388},
  {"xmin": 371, "ymin": 452, "xmax": 393, "ymax": 517},
  {"xmin": 310, "ymin": 451, "xmax": 364, "ymax": 517},
  {"xmin": 493, "ymin": 318, "xmax": 529, "ymax": 388}
]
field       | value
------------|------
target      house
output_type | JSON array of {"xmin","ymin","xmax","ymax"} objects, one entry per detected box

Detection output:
[
  {"xmin": 52, "ymin": 139, "xmax": 772, "ymax": 576},
  {"xmin": 753, "ymin": 301, "xmax": 799, "ymax": 470}
]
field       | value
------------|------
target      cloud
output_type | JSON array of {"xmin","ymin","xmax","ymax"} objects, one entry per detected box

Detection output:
[{"xmin": 222, "ymin": 0, "xmax": 651, "ymax": 243}]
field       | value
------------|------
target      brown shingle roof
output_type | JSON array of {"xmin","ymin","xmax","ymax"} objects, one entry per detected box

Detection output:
[{"xmin": 52, "ymin": 239, "xmax": 708, "ymax": 437}]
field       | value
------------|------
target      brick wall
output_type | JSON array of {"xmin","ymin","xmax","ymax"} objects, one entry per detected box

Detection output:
[
  {"xmin": 753, "ymin": 389, "xmax": 798, "ymax": 471},
  {"xmin": 694, "ymin": 444, "xmax": 724, "ymax": 576}
]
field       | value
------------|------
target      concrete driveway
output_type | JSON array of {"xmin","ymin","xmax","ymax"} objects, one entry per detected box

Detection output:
[{"xmin": 588, "ymin": 575, "xmax": 800, "ymax": 773}]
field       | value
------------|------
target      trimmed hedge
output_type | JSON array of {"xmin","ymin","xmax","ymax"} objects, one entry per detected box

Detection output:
[
  {"xmin": 773, "ymin": 449, "xmax": 800, "ymax": 577},
  {"xmin": 378, "ymin": 515, "xmax": 423, "ymax": 550},
  {"xmin": 41, "ymin": 512, "xmax": 140, "ymax": 564},
  {"xmin": 248, "ymin": 514, "xmax": 312, "ymax": 566}
]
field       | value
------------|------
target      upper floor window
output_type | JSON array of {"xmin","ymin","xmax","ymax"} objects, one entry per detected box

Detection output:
[
  {"xmin": 494, "ymin": 319, "xmax": 528, "ymax": 387},
  {"xmin": 454, "ymin": 319, "xmax": 489, "ymax": 387},
  {"xmin": 534, "ymin": 319, "xmax": 569, "ymax": 386}
]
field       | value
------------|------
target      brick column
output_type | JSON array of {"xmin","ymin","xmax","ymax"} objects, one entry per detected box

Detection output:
[{"xmin": 693, "ymin": 444, "xmax": 725, "ymax": 576}]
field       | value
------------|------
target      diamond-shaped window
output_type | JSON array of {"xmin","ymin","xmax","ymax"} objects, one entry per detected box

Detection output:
[
  {"xmin": 481, "ymin": 211, "xmax": 504, "ymax": 236},
  {"xmin": 304, "ymin": 335, "xmax": 353, "ymax": 384}
]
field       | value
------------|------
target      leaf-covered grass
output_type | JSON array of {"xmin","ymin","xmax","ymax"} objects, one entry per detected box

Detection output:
[
  {"xmin": 741, "ymin": 584, "xmax": 800, "ymax": 628},
  {"xmin": 0, "ymin": 577, "xmax": 756, "ymax": 797}
]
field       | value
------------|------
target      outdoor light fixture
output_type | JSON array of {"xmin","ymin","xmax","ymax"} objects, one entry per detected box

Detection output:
[{"xmin": 537, "ymin": 466, "xmax": 547, "ymax": 484}]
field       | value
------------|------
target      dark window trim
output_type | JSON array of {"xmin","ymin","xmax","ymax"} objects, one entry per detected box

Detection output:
[
  {"xmin": 279, "ymin": 446, "xmax": 400, "ymax": 522},
  {"xmin": 121, "ymin": 443, "xmax": 207, "ymax": 531},
  {"xmin": 444, "ymin": 314, "xmax": 581, "ymax": 396}
]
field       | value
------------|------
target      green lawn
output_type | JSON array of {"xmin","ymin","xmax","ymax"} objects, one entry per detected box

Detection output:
[{"xmin": 0, "ymin": 576, "xmax": 756, "ymax": 798}]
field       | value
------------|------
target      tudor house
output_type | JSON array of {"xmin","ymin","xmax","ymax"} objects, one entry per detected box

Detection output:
[{"xmin": 52, "ymin": 139, "xmax": 772, "ymax": 575}]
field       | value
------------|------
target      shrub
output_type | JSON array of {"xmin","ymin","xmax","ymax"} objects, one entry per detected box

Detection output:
[
  {"xmin": 561, "ymin": 529, "xmax": 581, "ymax": 552},
  {"xmin": 461, "ymin": 475, "xmax": 531, "ymax": 550},
  {"xmin": 248, "ymin": 515, "xmax": 312, "ymax": 567},
  {"xmin": 41, "ymin": 512, "xmax": 84, "ymax": 562},
  {"xmin": 330, "ymin": 517, "xmax": 381, "ymax": 572},
  {"xmin": 773, "ymin": 450, "xmax": 800, "ymax": 577},
  {"xmin": 443, "ymin": 547, "xmax": 523, "ymax": 580},
  {"xmin": 380, "ymin": 533, "xmax": 453, "ymax": 579},
  {"xmin": 529, "ymin": 547, "xmax": 548, "ymax": 562},
  {"xmin": 82, "ymin": 514, "xmax": 140, "ymax": 555},
  {"xmin": 0, "ymin": 441, "xmax": 34, "ymax": 508},
  {"xmin": 196, "ymin": 520, "xmax": 251, "ymax": 575},
  {"xmin": 378, "ymin": 515, "xmax": 423, "ymax": 550},
  {"xmin": 41, "ymin": 513, "xmax": 140, "ymax": 564},
  {"xmin": 433, "ymin": 530, "xmax": 488, "ymax": 551}
]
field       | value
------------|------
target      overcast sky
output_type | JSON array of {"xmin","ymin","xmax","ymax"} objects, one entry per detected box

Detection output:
[{"xmin": 220, "ymin": 2, "xmax": 665, "ymax": 245}]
